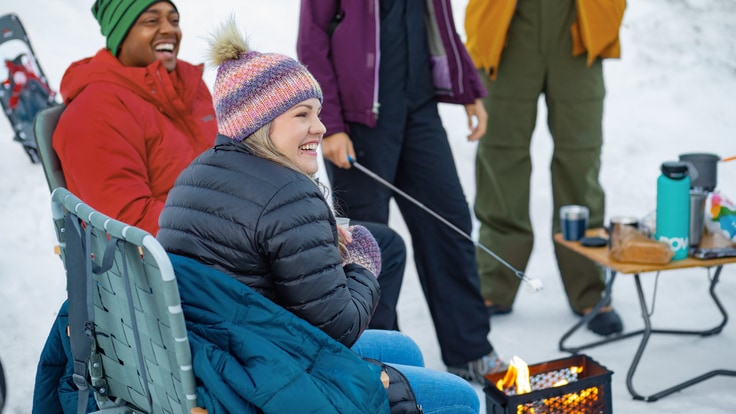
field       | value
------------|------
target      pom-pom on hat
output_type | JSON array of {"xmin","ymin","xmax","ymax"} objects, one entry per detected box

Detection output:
[
  {"xmin": 209, "ymin": 17, "xmax": 323, "ymax": 142},
  {"xmin": 92, "ymin": 0, "xmax": 176, "ymax": 57}
]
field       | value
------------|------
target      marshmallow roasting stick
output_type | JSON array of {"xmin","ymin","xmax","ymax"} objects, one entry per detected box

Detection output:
[{"xmin": 348, "ymin": 156, "xmax": 543, "ymax": 292}]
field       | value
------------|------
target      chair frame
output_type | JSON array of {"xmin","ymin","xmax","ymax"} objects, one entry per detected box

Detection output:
[
  {"xmin": 33, "ymin": 103, "xmax": 66, "ymax": 191},
  {"xmin": 51, "ymin": 187, "xmax": 197, "ymax": 414}
]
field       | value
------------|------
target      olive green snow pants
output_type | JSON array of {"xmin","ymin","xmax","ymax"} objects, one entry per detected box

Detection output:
[{"xmin": 474, "ymin": 0, "xmax": 607, "ymax": 314}]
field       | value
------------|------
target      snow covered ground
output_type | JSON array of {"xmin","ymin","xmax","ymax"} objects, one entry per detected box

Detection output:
[{"xmin": 1, "ymin": 0, "xmax": 735, "ymax": 413}]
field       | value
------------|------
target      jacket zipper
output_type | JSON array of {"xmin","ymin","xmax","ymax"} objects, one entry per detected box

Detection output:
[
  {"xmin": 437, "ymin": 0, "xmax": 463, "ymax": 97},
  {"xmin": 154, "ymin": 64, "xmax": 201, "ymax": 145}
]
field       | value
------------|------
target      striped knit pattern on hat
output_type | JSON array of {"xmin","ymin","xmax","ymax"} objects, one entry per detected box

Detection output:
[
  {"xmin": 91, "ymin": 0, "xmax": 176, "ymax": 56},
  {"xmin": 209, "ymin": 18, "xmax": 322, "ymax": 142}
]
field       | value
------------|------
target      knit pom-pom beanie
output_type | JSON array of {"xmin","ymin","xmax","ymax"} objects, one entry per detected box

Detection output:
[{"xmin": 208, "ymin": 16, "xmax": 322, "ymax": 141}]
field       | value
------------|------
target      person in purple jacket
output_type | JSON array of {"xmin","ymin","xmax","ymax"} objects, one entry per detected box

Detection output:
[{"xmin": 298, "ymin": 0, "xmax": 505, "ymax": 383}]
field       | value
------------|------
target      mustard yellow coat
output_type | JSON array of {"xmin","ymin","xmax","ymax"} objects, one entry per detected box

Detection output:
[{"xmin": 465, "ymin": 0, "xmax": 626, "ymax": 79}]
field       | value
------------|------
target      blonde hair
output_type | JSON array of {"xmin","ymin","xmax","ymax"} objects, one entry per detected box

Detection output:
[
  {"xmin": 243, "ymin": 125, "xmax": 347, "ymax": 251},
  {"xmin": 243, "ymin": 123, "xmax": 304, "ymax": 175}
]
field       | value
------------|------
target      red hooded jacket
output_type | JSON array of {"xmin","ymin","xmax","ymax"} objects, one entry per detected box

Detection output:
[{"xmin": 53, "ymin": 49, "xmax": 217, "ymax": 234}]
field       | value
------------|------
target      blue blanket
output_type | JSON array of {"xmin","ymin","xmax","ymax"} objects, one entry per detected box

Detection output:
[{"xmin": 171, "ymin": 254, "xmax": 390, "ymax": 414}]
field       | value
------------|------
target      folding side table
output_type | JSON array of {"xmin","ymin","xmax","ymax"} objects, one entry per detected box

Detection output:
[{"xmin": 555, "ymin": 229, "xmax": 736, "ymax": 402}]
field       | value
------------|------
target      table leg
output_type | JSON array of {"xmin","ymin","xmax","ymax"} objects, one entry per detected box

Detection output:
[
  {"xmin": 626, "ymin": 266, "xmax": 736, "ymax": 402},
  {"xmin": 626, "ymin": 274, "xmax": 654, "ymax": 401}
]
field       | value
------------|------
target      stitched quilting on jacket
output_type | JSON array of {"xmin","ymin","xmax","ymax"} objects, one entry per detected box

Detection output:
[{"xmin": 157, "ymin": 135, "xmax": 380, "ymax": 348}]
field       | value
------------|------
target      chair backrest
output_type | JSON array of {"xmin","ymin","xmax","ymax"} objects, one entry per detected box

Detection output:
[
  {"xmin": 50, "ymin": 187, "xmax": 197, "ymax": 414},
  {"xmin": 33, "ymin": 104, "xmax": 66, "ymax": 192}
]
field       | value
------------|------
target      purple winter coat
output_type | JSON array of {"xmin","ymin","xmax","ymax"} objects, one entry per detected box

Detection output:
[{"xmin": 297, "ymin": 0, "xmax": 487, "ymax": 136}]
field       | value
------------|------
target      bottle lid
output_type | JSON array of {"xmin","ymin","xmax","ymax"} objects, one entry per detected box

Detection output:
[{"xmin": 660, "ymin": 161, "xmax": 689, "ymax": 179}]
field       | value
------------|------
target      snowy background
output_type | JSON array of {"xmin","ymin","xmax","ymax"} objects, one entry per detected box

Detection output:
[{"xmin": 2, "ymin": 0, "xmax": 736, "ymax": 413}]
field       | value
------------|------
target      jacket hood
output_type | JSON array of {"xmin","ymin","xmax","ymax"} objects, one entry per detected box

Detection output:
[{"xmin": 60, "ymin": 48, "xmax": 204, "ymax": 114}]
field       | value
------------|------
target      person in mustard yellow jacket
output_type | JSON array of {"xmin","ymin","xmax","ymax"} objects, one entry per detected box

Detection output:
[{"xmin": 465, "ymin": 0, "xmax": 626, "ymax": 336}]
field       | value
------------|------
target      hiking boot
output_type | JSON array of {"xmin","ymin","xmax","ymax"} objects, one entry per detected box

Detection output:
[
  {"xmin": 447, "ymin": 351, "xmax": 508, "ymax": 384},
  {"xmin": 587, "ymin": 309, "xmax": 624, "ymax": 336}
]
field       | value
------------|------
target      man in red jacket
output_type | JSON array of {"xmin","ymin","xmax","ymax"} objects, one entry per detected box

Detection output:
[{"xmin": 53, "ymin": 0, "xmax": 216, "ymax": 235}]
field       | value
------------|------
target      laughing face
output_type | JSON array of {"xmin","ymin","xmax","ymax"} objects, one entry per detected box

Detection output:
[
  {"xmin": 269, "ymin": 98, "xmax": 326, "ymax": 175},
  {"xmin": 117, "ymin": 2, "xmax": 181, "ymax": 72}
]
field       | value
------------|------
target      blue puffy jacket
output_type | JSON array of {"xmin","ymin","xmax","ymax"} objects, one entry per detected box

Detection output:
[{"xmin": 172, "ymin": 254, "xmax": 390, "ymax": 413}]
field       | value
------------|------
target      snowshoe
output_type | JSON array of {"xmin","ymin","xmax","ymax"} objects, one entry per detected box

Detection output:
[{"xmin": 0, "ymin": 13, "xmax": 60, "ymax": 164}]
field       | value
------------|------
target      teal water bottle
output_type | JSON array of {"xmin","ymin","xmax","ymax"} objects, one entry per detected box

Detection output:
[{"xmin": 655, "ymin": 161, "xmax": 690, "ymax": 260}]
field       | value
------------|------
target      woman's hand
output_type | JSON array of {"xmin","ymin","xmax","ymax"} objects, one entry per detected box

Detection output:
[
  {"xmin": 341, "ymin": 225, "xmax": 382, "ymax": 277},
  {"xmin": 380, "ymin": 369, "xmax": 390, "ymax": 389},
  {"xmin": 337, "ymin": 221, "xmax": 352, "ymax": 244}
]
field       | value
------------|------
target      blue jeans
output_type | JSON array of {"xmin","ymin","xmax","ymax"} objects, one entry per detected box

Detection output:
[{"xmin": 352, "ymin": 330, "xmax": 480, "ymax": 413}]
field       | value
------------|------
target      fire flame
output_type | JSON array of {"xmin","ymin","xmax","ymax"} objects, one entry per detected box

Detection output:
[
  {"xmin": 496, "ymin": 356, "xmax": 530, "ymax": 393},
  {"xmin": 496, "ymin": 356, "xmax": 584, "ymax": 395}
]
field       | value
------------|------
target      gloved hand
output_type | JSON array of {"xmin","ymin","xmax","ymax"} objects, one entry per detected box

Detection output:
[{"xmin": 342, "ymin": 224, "xmax": 382, "ymax": 277}]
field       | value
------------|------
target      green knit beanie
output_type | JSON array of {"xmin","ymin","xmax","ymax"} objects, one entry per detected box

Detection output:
[{"xmin": 91, "ymin": 0, "xmax": 176, "ymax": 56}]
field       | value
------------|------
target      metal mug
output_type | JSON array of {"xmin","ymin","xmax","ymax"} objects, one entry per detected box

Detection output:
[
  {"xmin": 689, "ymin": 189, "xmax": 708, "ymax": 247},
  {"xmin": 560, "ymin": 205, "xmax": 589, "ymax": 241},
  {"xmin": 608, "ymin": 216, "xmax": 639, "ymax": 250}
]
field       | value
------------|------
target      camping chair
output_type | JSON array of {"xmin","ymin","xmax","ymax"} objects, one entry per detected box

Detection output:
[
  {"xmin": 50, "ymin": 187, "xmax": 197, "ymax": 414},
  {"xmin": 33, "ymin": 104, "xmax": 66, "ymax": 192}
]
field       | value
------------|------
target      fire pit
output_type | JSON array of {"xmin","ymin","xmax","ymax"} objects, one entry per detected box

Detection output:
[{"xmin": 484, "ymin": 354, "xmax": 613, "ymax": 414}]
